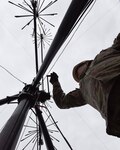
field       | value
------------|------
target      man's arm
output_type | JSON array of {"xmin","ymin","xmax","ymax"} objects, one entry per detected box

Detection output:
[{"xmin": 50, "ymin": 72, "xmax": 86, "ymax": 109}]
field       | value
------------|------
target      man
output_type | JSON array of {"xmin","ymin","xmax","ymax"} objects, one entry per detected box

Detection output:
[{"xmin": 50, "ymin": 33, "xmax": 120, "ymax": 137}]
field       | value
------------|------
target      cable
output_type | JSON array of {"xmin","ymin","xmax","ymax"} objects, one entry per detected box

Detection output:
[
  {"xmin": 45, "ymin": 0, "xmax": 96, "ymax": 75},
  {"xmin": 45, "ymin": 104, "xmax": 74, "ymax": 150},
  {"xmin": 46, "ymin": 0, "xmax": 119, "ymax": 75},
  {"xmin": 67, "ymin": 0, "xmax": 95, "ymax": 39},
  {"xmin": 0, "ymin": 65, "xmax": 26, "ymax": 85}
]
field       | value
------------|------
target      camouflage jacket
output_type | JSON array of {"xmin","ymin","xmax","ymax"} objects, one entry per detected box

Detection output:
[{"xmin": 52, "ymin": 33, "xmax": 120, "ymax": 137}]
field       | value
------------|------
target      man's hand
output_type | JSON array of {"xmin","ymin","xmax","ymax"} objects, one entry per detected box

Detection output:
[{"xmin": 50, "ymin": 72, "xmax": 58, "ymax": 84}]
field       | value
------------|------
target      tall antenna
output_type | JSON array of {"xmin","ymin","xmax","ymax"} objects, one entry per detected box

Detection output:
[
  {"xmin": 0, "ymin": 0, "xmax": 94, "ymax": 149},
  {"xmin": 8, "ymin": 0, "xmax": 57, "ymax": 74}
]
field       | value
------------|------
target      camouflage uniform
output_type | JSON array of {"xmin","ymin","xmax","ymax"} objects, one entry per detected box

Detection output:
[{"xmin": 52, "ymin": 33, "xmax": 120, "ymax": 137}]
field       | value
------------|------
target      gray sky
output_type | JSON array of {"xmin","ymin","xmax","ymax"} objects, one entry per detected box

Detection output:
[{"xmin": 0, "ymin": 0, "xmax": 120, "ymax": 150}]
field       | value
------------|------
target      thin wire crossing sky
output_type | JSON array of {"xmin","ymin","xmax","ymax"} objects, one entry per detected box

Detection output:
[{"xmin": 0, "ymin": 0, "xmax": 120, "ymax": 150}]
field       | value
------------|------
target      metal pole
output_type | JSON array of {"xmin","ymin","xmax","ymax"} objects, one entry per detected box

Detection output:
[
  {"xmin": 35, "ymin": 106, "xmax": 54, "ymax": 150},
  {"xmin": 0, "ymin": 99, "xmax": 30, "ymax": 150},
  {"xmin": 32, "ymin": 0, "xmax": 39, "ymax": 73},
  {"xmin": 32, "ymin": 0, "xmax": 91, "ymax": 87},
  {"xmin": 40, "ymin": 34, "xmax": 44, "ymax": 90},
  {"xmin": 32, "ymin": 1, "xmax": 40, "ymax": 149},
  {"xmin": 0, "ymin": 1, "xmax": 94, "ymax": 149},
  {"xmin": 0, "ymin": 94, "xmax": 19, "ymax": 106}
]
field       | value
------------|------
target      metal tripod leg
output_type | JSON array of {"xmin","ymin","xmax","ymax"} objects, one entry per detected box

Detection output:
[
  {"xmin": 35, "ymin": 106, "xmax": 54, "ymax": 150},
  {"xmin": 0, "ymin": 99, "xmax": 30, "ymax": 150}
]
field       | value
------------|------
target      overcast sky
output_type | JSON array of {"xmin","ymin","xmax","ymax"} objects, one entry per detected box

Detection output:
[{"xmin": 0, "ymin": 0, "xmax": 120, "ymax": 150}]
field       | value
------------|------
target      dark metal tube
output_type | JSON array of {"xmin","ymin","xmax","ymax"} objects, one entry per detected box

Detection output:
[
  {"xmin": 0, "ymin": 94, "xmax": 19, "ymax": 106},
  {"xmin": 0, "ymin": 99, "xmax": 30, "ymax": 150},
  {"xmin": 35, "ymin": 106, "xmax": 54, "ymax": 150},
  {"xmin": 33, "ymin": 0, "xmax": 39, "ymax": 73},
  {"xmin": 32, "ymin": 0, "xmax": 90, "ymax": 87}
]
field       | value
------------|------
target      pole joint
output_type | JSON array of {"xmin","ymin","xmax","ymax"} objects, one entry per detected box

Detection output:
[
  {"xmin": 18, "ymin": 84, "xmax": 50, "ymax": 107},
  {"xmin": 18, "ymin": 84, "xmax": 38, "ymax": 107}
]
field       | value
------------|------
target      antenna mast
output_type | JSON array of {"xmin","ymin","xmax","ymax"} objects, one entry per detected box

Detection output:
[{"xmin": 0, "ymin": 0, "xmax": 94, "ymax": 149}]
